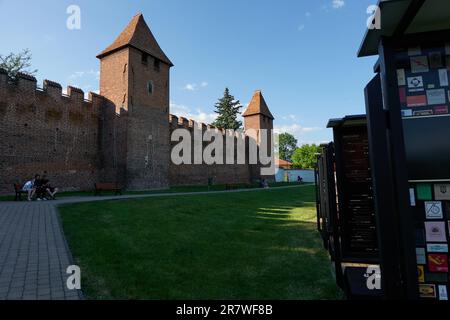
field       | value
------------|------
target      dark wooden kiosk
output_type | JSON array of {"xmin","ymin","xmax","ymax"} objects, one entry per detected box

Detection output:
[{"xmin": 317, "ymin": 0, "xmax": 450, "ymax": 300}]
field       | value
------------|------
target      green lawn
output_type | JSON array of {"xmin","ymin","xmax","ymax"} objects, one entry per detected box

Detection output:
[{"xmin": 59, "ymin": 185, "xmax": 341, "ymax": 300}]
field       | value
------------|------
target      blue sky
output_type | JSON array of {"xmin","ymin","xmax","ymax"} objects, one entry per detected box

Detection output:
[{"xmin": 0, "ymin": 0, "xmax": 379, "ymax": 144}]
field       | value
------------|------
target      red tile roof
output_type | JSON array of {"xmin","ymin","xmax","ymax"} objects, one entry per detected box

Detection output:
[
  {"xmin": 97, "ymin": 13, "xmax": 173, "ymax": 66},
  {"xmin": 243, "ymin": 90, "xmax": 274, "ymax": 119},
  {"xmin": 275, "ymin": 158, "xmax": 293, "ymax": 168}
]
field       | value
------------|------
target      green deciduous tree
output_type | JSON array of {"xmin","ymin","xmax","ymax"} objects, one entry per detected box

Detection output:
[
  {"xmin": 0, "ymin": 49, "xmax": 37, "ymax": 81},
  {"xmin": 278, "ymin": 133, "xmax": 298, "ymax": 161},
  {"xmin": 212, "ymin": 88, "xmax": 242, "ymax": 130},
  {"xmin": 291, "ymin": 144, "xmax": 321, "ymax": 169}
]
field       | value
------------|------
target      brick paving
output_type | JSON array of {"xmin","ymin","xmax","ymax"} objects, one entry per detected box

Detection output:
[
  {"xmin": 0, "ymin": 202, "xmax": 81, "ymax": 300},
  {"xmin": 0, "ymin": 185, "xmax": 306, "ymax": 300}
]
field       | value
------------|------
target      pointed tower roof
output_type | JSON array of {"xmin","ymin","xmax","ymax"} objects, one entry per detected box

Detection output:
[
  {"xmin": 243, "ymin": 90, "xmax": 274, "ymax": 120},
  {"xmin": 97, "ymin": 13, "xmax": 173, "ymax": 66}
]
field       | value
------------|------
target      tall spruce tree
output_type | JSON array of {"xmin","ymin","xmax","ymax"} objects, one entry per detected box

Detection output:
[{"xmin": 212, "ymin": 88, "xmax": 242, "ymax": 130}]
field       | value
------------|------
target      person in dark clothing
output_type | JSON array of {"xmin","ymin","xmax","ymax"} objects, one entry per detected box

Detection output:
[
  {"xmin": 34, "ymin": 175, "xmax": 47, "ymax": 200},
  {"xmin": 41, "ymin": 175, "xmax": 59, "ymax": 200}
]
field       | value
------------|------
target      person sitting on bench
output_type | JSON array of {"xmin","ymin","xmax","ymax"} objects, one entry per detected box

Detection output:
[
  {"xmin": 22, "ymin": 175, "xmax": 39, "ymax": 201},
  {"xmin": 39, "ymin": 175, "xmax": 59, "ymax": 200},
  {"xmin": 45, "ymin": 178, "xmax": 59, "ymax": 200},
  {"xmin": 35, "ymin": 176, "xmax": 46, "ymax": 201}
]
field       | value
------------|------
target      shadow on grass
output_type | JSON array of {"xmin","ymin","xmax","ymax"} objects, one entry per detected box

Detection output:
[{"xmin": 59, "ymin": 186, "xmax": 342, "ymax": 300}]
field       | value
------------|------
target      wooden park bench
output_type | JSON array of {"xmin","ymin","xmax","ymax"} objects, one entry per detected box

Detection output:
[
  {"xmin": 14, "ymin": 183, "xmax": 28, "ymax": 201},
  {"xmin": 94, "ymin": 183, "xmax": 123, "ymax": 196}
]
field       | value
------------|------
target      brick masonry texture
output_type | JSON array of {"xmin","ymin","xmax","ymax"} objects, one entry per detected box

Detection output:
[
  {"xmin": 0, "ymin": 201, "xmax": 82, "ymax": 300},
  {"xmin": 0, "ymin": 14, "xmax": 274, "ymax": 194}
]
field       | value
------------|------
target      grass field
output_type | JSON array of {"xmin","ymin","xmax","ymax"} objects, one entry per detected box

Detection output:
[{"xmin": 59, "ymin": 185, "xmax": 341, "ymax": 300}]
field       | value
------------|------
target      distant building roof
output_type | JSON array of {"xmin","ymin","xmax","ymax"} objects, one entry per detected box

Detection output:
[
  {"xmin": 97, "ymin": 13, "xmax": 173, "ymax": 66},
  {"xmin": 276, "ymin": 158, "xmax": 293, "ymax": 169},
  {"xmin": 243, "ymin": 90, "xmax": 274, "ymax": 120}
]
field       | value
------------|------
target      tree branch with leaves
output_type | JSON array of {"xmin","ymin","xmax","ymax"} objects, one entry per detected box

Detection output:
[{"xmin": 0, "ymin": 49, "xmax": 37, "ymax": 82}]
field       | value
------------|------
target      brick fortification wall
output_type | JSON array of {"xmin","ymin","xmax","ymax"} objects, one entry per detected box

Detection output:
[
  {"xmin": 169, "ymin": 115, "xmax": 252, "ymax": 186},
  {"xmin": 0, "ymin": 70, "xmax": 259, "ymax": 194},
  {"xmin": 0, "ymin": 70, "xmax": 104, "ymax": 194}
]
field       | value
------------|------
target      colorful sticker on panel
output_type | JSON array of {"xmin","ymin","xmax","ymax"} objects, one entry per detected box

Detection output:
[
  {"xmin": 434, "ymin": 105, "xmax": 448, "ymax": 115},
  {"xmin": 425, "ymin": 201, "xmax": 444, "ymax": 220},
  {"xmin": 402, "ymin": 109, "xmax": 413, "ymax": 117},
  {"xmin": 407, "ymin": 95, "xmax": 427, "ymax": 107},
  {"xmin": 411, "ymin": 56, "xmax": 430, "ymax": 73},
  {"xmin": 426, "ymin": 89, "xmax": 446, "ymax": 105},
  {"xmin": 425, "ymin": 222, "xmax": 447, "ymax": 242},
  {"xmin": 407, "ymin": 76, "xmax": 424, "ymax": 90},
  {"xmin": 417, "ymin": 266, "xmax": 425, "ymax": 283},
  {"xmin": 434, "ymin": 184, "xmax": 450, "ymax": 200},
  {"xmin": 419, "ymin": 284, "xmax": 437, "ymax": 299},
  {"xmin": 427, "ymin": 244, "xmax": 449, "ymax": 253},
  {"xmin": 438, "ymin": 286, "xmax": 449, "ymax": 301},
  {"xmin": 428, "ymin": 254, "xmax": 449, "ymax": 273},
  {"xmin": 417, "ymin": 184, "xmax": 433, "ymax": 201},
  {"xmin": 413, "ymin": 110, "xmax": 433, "ymax": 117},
  {"xmin": 439, "ymin": 69, "xmax": 449, "ymax": 86},
  {"xmin": 416, "ymin": 248, "xmax": 426, "ymax": 265},
  {"xmin": 397, "ymin": 69, "xmax": 406, "ymax": 86},
  {"xmin": 410, "ymin": 188, "xmax": 416, "ymax": 206}
]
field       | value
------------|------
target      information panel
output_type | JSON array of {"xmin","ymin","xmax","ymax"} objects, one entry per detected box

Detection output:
[{"xmin": 396, "ymin": 43, "xmax": 450, "ymax": 301}]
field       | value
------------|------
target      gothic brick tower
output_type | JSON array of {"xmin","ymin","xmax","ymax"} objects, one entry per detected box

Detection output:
[
  {"xmin": 243, "ymin": 90, "xmax": 275, "ymax": 181},
  {"xmin": 97, "ymin": 13, "xmax": 173, "ymax": 190}
]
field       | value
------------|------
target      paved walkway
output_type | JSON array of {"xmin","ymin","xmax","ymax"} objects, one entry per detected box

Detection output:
[{"xmin": 0, "ymin": 185, "xmax": 308, "ymax": 300}]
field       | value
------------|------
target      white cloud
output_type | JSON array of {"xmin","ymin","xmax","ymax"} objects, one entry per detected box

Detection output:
[
  {"xmin": 281, "ymin": 115, "xmax": 298, "ymax": 121},
  {"xmin": 183, "ymin": 81, "xmax": 209, "ymax": 91},
  {"xmin": 332, "ymin": 0, "xmax": 345, "ymax": 9},
  {"xmin": 184, "ymin": 83, "xmax": 197, "ymax": 91},
  {"xmin": 298, "ymin": 25, "xmax": 305, "ymax": 32},
  {"xmin": 170, "ymin": 101, "xmax": 217, "ymax": 124},
  {"xmin": 69, "ymin": 69, "xmax": 99, "ymax": 81},
  {"xmin": 305, "ymin": 12, "xmax": 311, "ymax": 17},
  {"xmin": 275, "ymin": 123, "xmax": 322, "ymax": 135}
]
